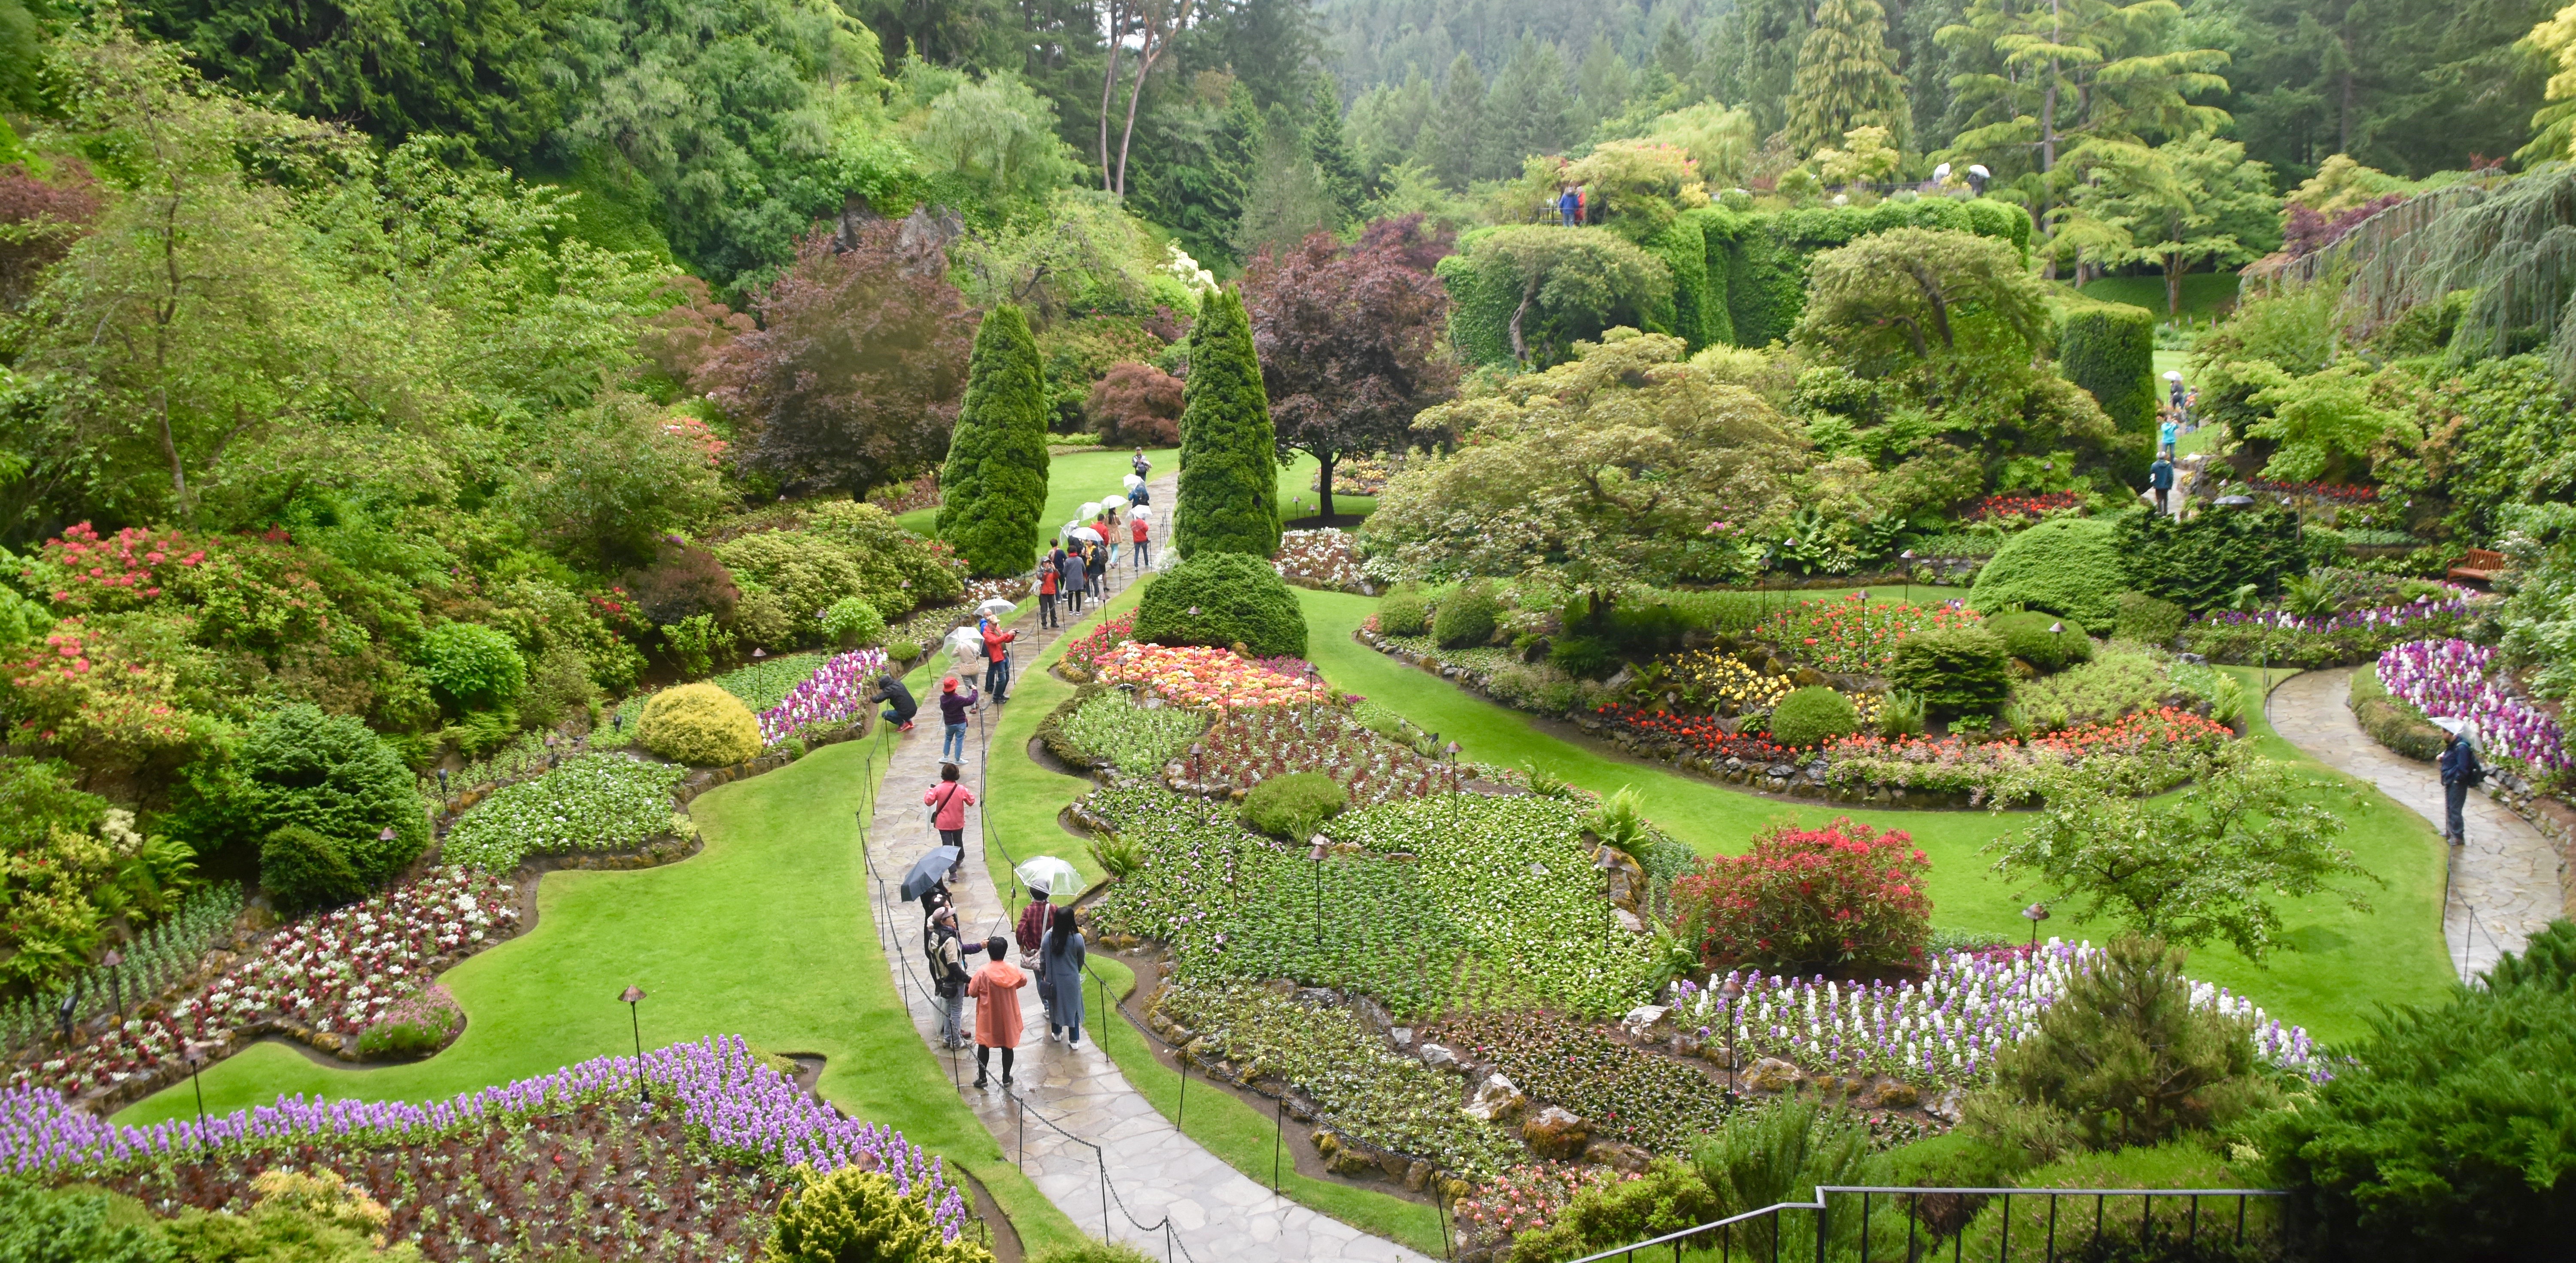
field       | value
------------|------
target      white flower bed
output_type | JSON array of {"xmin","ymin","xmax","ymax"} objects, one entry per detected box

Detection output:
[{"xmin": 441, "ymin": 754, "xmax": 688, "ymax": 872}]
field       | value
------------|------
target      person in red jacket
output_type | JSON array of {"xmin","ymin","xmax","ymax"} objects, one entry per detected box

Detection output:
[
  {"xmin": 1037, "ymin": 547, "xmax": 1062, "ymax": 628},
  {"xmin": 1128, "ymin": 511, "xmax": 1151, "ymax": 570},
  {"xmin": 980, "ymin": 615, "xmax": 1017, "ymax": 703},
  {"xmin": 924, "ymin": 762, "xmax": 975, "ymax": 847}
]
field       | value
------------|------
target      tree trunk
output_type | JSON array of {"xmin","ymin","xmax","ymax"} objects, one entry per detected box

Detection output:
[
  {"xmin": 2166, "ymin": 253, "xmax": 2187, "ymax": 318},
  {"xmin": 1097, "ymin": 2, "xmax": 1124, "ymax": 191},
  {"xmin": 1115, "ymin": 0, "xmax": 1196, "ymax": 196},
  {"xmin": 1316, "ymin": 448, "xmax": 1336, "ymax": 522},
  {"xmin": 1508, "ymin": 276, "xmax": 1537, "ymax": 364}
]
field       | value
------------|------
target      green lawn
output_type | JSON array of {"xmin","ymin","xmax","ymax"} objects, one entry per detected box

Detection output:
[
  {"xmin": 1292, "ymin": 589, "xmax": 2452, "ymax": 1045},
  {"xmin": 2077, "ymin": 272, "xmax": 2242, "ymax": 322},
  {"xmin": 1278, "ymin": 451, "xmax": 1377, "ymax": 523},
  {"xmin": 116, "ymin": 739, "xmax": 1090, "ymax": 1255},
  {"xmin": 895, "ymin": 446, "xmax": 1177, "ymax": 559}
]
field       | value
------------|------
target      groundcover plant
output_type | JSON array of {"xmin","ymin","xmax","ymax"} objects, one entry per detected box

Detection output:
[{"xmin": 440, "ymin": 755, "xmax": 690, "ymax": 872}]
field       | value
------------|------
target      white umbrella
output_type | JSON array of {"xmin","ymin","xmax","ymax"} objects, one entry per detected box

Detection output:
[
  {"xmin": 1123, "ymin": 473, "xmax": 1145, "ymax": 492},
  {"xmin": 1102, "ymin": 494, "xmax": 1127, "ymax": 510},
  {"xmin": 2432, "ymin": 717, "xmax": 2480, "ymax": 749},
  {"xmin": 976, "ymin": 597, "xmax": 1017, "ymax": 617},
  {"xmin": 1079, "ymin": 501, "xmax": 1103, "ymax": 521},
  {"xmin": 942, "ymin": 625, "xmax": 984, "ymax": 666},
  {"xmin": 2164, "ymin": 370, "xmax": 2185, "ymax": 382},
  {"xmin": 1127, "ymin": 506, "xmax": 1152, "ymax": 524},
  {"xmin": 1071, "ymin": 526, "xmax": 1104, "ymax": 543},
  {"xmin": 1015, "ymin": 856, "xmax": 1084, "ymax": 898}
]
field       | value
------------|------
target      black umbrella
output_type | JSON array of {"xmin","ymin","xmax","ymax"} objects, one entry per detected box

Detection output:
[{"xmin": 900, "ymin": 846, "xmax": 963, "ymax": 901}]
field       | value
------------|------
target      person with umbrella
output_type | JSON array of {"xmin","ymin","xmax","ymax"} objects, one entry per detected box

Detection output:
[
  {"xmin": 1129, "ymin": 506, "xmax": 1151, "ymax": 570},
  {"xmin": 1059, "ymin": 542, "xmax": 1088, "ymax": 613},
  {"xmin": 2439, "ymin": 725, "xmax": 2485, "ymax": 846},
  {"xmin": 1039, "ymin": 905, "xmax": 1088, "ymax": 1047},
  {"xmin": 901, "ymin": 844, "xmax": 964, "ymax": 917},
  {"xmin": 1085, "ymin": 537, "xmax": 1108, "ymax": 601},
  {"xmin": 979, "ymin": 615, "xmax": 1017, "ymax": 703},
  {"xmin": 1038, "ymin": 545, "xmax": 1063, "ymax": 628},
  {"xmin": 925, "ymin": 762, "xmax": 975, "ymax": 847},
  {"xmin": 1132, "ymin": 448, "xmax": 1151, "ymax": 480},
  {"xmin": 936, "ymin": 676, "xmax": 978, "ymax": 764},
  {"xmin": 869, "ymin": 672, "xmax": 917, "ymax": 734},
  {"xmin": 927, "ymin": 904, "xmax": 969, "ymax": 1047},
  {"xmin": 968, "ymin": 934, "xmax": 1027, "ymax": 1088}
]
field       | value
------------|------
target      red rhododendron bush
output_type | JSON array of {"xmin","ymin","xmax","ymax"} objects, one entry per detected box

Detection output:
[{"xmin": 1672, "ymin": 818, "xmax": 1932, "ymax": 971}]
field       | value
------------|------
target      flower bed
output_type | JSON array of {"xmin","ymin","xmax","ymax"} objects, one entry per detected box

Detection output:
[
  {"xmin": 1756, "ymin": 595, "xmax": 1982, "ymax": 674},
  {"xmin": 1667, "ymin": 942, "xmax": 2323, "ymax": 1088},
  {"xmin": 2377, "ymin": 639, "xmax": 2570, "ymax": 771},
  {"xmin": 1, "ymin": 1035, "xmax": 973, "ymax": 1261},
  {"xmin": 1057, "ymin": 612, "xmax": 1136, "ymax": 677},
  {"xmin": 1642, "ymin": 648, "xmax": 1792, "ymax": 714},
  {"xmin": 12, "ymin": 870, "xmax": 517, "ymax": 1098},
  {"xmin": 1440, "ymin": 1011, "xmax": 1737, "ymax": 1155},
  {"xmin": 1589, "ymin": 705, "xmax": 1802, "ymax": 766},
  {"xmin": 1057, "ymin": 690, "xmax": 1208, "ymax": 772},
  {"xmin": 1453, "ymin": 1163, "xmax": 1622, "ymax": 1251},
  {"xmin": 1820, "ymin": 707, "xmax": 2236, "ymax": 802},
  {"xmin": 1313, "ymin": 455, "xmax": 1388, "ymax": 496},
  {"xmin": 1172, "ymin": 703, "xmax": 1458, "ymax": 807},
  {"xmin": 2180, "ymin": 598, "xmax": 2473, "ymax": 666},
  {"xmin": 1094, "ymin": 642, "xmax": 1332, "ymax": 709},
  {"xmin": 1153, "ymin": 980, "xmax": 1523, "ymax": 1177},
  {"xmin": 1964, "ymin": 491, "xmax": 2084, "ymax": 522},
  {"xmin": 1274, "ymin": 528, "xmax": 1367, "ymax": 591},
  {"xmin": 440, "ymin": 755, "xmax": 689, "ymax": 872},
  {"xmin": 756, "ymin": 647, "xmax": 889, "ymax": 743}
]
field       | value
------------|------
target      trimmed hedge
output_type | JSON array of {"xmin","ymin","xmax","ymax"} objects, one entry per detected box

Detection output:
[
  {"xmin": 2349, "ymin": 666, "xmax": 2446, "ymax": 761},
  {"xmin": 1969, "ymin": 518, "xmax": 2126, "ymax": 631},
  {"xmin": 1132, "ymin": 551, "xmax": 1308, "ymax": 657},
  {"xmin": 1375, "ymin": 590, "xmax": 1428, "ymax": 637},
  {"xmin": 1887, "ymin": 626, "xmax": 2013, "ymax": 717},
  {"xmin": 1985, "ymin": 611, "xmax": 2096, "ymax": 674},
  {"xmin": 1243, "ymin": 771, "xmax": 1348, "ymax": 839},
  {"xmin": 1769, "ymin": 686, "xmax": 1859, "ymax": 747},
  {"xmin": 2113, "ymin": 592, "xmax": 2187, "ymax": 646},
  {"xmin": 2057, "ymin": 298, "xmax": 2158, "ymax": 438},
  {"xmin": 639, "ymin": 682, "xmax": 765, "ymax": 767},
  {"xmin": 2119, "ymin": 504, "xmax": 2310, "ymax": 613},
  {"xmin": 1432, "ymin": 580, "xmax": 1501, "ymax": 648},
  {"xmin": 938, "ymin": 304, "xmax": 1051, "ymax": 577}
]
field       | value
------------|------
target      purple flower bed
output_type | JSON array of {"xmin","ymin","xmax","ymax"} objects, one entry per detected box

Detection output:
[
  {"xmin": 759, "ymin": 648, "xmax": 890, "ymax": 744},
  {"xmin": 2193, "ymin": 596, "xmax": 2472, "ymax": 637},
  {"xmin": 2376, "ymin": 639, "xmax": 2570, "ymax": 771}
]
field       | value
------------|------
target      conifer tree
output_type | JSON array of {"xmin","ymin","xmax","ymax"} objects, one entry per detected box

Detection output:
[
  {"xmin": 938, "ymin": 305, "xmax": 1051, "ymax": 577},
  {"xmin": 1172, "ymin": 289, "xmax": 1281, "ymax": 559},
  {"xmin": 1422, "ymin": 54, "xmax": 1486, "ymax": 191},
  {"xmin": 1785, "ymin": 0, "xmax": 1910, "ymax": 158}
]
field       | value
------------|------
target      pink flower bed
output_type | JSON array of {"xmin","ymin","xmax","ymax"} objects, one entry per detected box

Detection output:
[
  {"xmin": 11, "ymin": 869, "xmax": 516, "ymax": 1097},
  {"xmin": 1094, "ymin": 642, "xmax": 1331, "ymax": 709},
  {"xmin": 2376, "ymin": 639, "xmax": 2570, "ymax": 771},
  {"xmin": 757, "ymin": 647, "xmax": 889, "ymax": 743}
]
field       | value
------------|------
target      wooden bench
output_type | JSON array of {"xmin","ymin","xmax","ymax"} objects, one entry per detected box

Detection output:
[{"xmin": 2449, "ymin": 547, "xmax": 2509, "ymax": 587}]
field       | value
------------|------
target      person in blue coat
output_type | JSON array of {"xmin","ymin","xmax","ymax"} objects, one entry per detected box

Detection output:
[
  {"xmin": 2438, "ymin": 730, "xmax": 2483, "ymax": 845},
  {"xmin": 1039, "ymin": 905, "xmax": 1088, "ymax": 1047}
]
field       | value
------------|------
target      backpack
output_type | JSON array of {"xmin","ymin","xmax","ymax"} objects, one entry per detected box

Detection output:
[{"xmin": 926, "ymin": 927, "xmax": 966, "ymax": 996}]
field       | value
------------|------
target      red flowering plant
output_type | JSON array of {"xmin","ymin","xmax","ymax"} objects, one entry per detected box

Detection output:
[
  {"xmin": 659, "ymin": 414, "xmax": 730, "ymax": 465},
  {"xmin": 1589, "ymin": 704, "xmax": 1801, "ymax": 765},
  {"xmin": 1965, "ymin": 490, "xmax": 2085, "ymax": 522},
  {"xmin": 1820, "ymin": 707, "xmax": 2236, "ymax": 801},
  {"xmin": 3, "ymin": 618, "xmax": 200, "ymax": 761},
  {"xmin": 1453, "ymin": 1162, "xmax": 1625, "ymax": 1254},
  {"xmin": 1057, "ymin": 613, "xmax": 1136, "ymax": 677},
  {"xmin": 1671, "ymin": 818, "xmax": 1932, "ymax": 971},
  {"xmin": 22, "ymin": 522, "xmax": 205, "ymax": 611},
  {"xmin": 1757, "ymin": 593, "xmax": 1982, "ymax": 675}
]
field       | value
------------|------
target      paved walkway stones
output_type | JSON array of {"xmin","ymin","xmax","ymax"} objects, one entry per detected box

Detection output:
[{"xmin": 2265, "ymin": 666, "xmax": 2563, "ymax": 980}]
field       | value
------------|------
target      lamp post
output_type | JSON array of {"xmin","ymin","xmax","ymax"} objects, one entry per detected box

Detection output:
[
  {"xmin": 1719, "ymin": 977, "xmax": 1744, "ymax": 1096},
  {"xmin": 101, "ymin": 948, "xmax": 123, "ymax": 1018},
  {"xmin": 2022, "ymin": 902, "xmax": 2050, "ymax": 948},
  {"xmin": 620, "ymin": 985, "xmax": 650, "ymax": 1104},
  {"xmin": 1900, "ymin": 550, "xmax": 1917, "ymax": 605},
  {"xmin": 1307, "ymin": 841, "xmax": 1327, "ymax": 948},
  {"xmin": 183, "ymin": 1043, "xmax": 209, "ymax": 1156}
]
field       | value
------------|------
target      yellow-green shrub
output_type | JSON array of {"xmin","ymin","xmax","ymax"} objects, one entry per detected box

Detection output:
[
  {"xmin": 638, "ymin": 683, "xmax": 763, "ymax": 766},
  {"xmin": 765, "ymin": 1166, "xmax": 993, "ymax": 1263}
]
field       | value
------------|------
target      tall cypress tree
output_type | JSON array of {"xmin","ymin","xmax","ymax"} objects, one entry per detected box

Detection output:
[
  {"xmin": 1784, "ymin": 0, "xmax": 1911, "ymax": 158},
  {"xmin": 1172, "ymin": 289, "xmax": 1281, "ymax": 559},
  {"xmin": 938, "ymin": 305, "xmax": 1051, "ymax": 577}
]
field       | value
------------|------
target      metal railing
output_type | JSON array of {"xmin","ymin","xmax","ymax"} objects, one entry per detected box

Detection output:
[{"xmin": 1566, "ymin": 1186, "xmax": 2288, "ymax": 1263}]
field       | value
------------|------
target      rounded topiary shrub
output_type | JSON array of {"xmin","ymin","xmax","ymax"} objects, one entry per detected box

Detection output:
[
  {"xmin": 1968, "ymin": 517, "xmax": 2124, "ymax": 632},
  {"xmin": 1984, "ymin": 611, "xmax": 2095, "ymax": 674},
  {"xmin": 240, "ymin": 704, "xmax": 428, "ymax": 884},
  {"xmin": 1132, "ymin": 552, "xmax": 1307, "ymax": 658},
  {"xmin": 1432, "ymin": 580, "xmax": 1501, "ymax": 649},
  {"xmin": 1243, "ymin": 771, "xmax": 1349, "ymax": 839},
  {"xmin": 639, "ymin": 683, "xmax": 764, "ymax": 767},
  {"xmin": 1768, "ymin": 687, "xmax": 1859, "ymax": 748},
  {"xmin": 1886, "ymin": 625, "xmax": 2013, "ymax": 718},
  {"xmin": 418, "ymin": 622, "xmax": 528, "ymax": 708},
  {"xmin": 766, "ymin": 1165, "xmax": 994, "ymax": 1263},
  {"xmin": 2113, "ymin": 592, "xmax": 2187, "ymax": 646},
  {"xmin": 1376, "ymin": 590, "xmax": 1428, "ymax": 637},
  {"xmin": 820, "ymin": 596, "xmax": 886, "ymax": 647},
  {"xmin": 260, "ymin": 825, "xmax": 366, "ymax": 914}
]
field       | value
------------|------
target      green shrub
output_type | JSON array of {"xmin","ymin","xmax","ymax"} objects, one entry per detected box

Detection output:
[
  {"xmin": 260, "ymin": 826, "xmax": 366, "ymax": 914},
  {"xmin": 0, "ymin": 1184, "xmax": 172, "ymax": 1263},
  {"xmin": 1691, "ymin": 1099, "xmax": 1883, "ymax": 1260},
  {"xmin": 1886, "ymin": 626, "xmax": 2013, "ymax": 717},
  {"xmin": 889, "ymin": 639, "xmax": 923, "ymax": 664},
  {"xmin": 417, "ymin": 621, "xmax": 528, "ymax": 709},
  {"xmin": 938, "ymin": 305, "xmax": 1052, "ymax": 577},
  {"xmin": 2057, "ymin": 298, "xmax": 2158, "ymax": 438},
  {"xmin": 638, "ymin": 682, "xmax": 764, "ymax": 767},
  {"xmin": 1985, "ymin": 611, "xmax": 2095, "ymax": 674},
  {"xmin": 2263, "ymin": 920, "xmax": 2576, "ymax": 1262},
  {"xmin": 765, "ymin": 1164, "xmax": 994, "ymax": 1263},
  {"xmin": 1375, "ymin": 590, "xmax": 1428, "ymax": 636},
  {"xmin": 1132, "ymin": 551, "xmax": 1307, "ymax": 657},
  {"xmin": 2350, "ymin": 666, "xmax": 2445, "ymax": 761},
  {"xmin": 1433, "ymin": 579, "xmax": 1501, "ymax": 648},
  {"xmin": 2008, "ymin": 642, "xmax": 2167, "ymax": 730},
  {"xmin": 820, "ymin": 596, "xmax": 886, "ymax": 647},
  {"xmin": 1768, "ymin": 686, "xmax": 1859, "ymax": 747},
  {"xmin": 1969, "ymin": 517, "xmax": 2125, "ymax": 631},
  {"xmin": 1549, "ymin": 634, "xmax": 1612, "ymax": 678},
  {"xmin": 2112, "ymin": 592, "xmax": 2187, "ymax": 645},
  {"xmin": 1243, "ymin": 771, "xmax": 1349, "ymax": 839},
  {"xmin": 1506, "ymin": 1158, "xmax": 1721, "ymax": 1263},
  {"xmin": 239, "ymin": 704, "xmax": 428, "ymax": 884},
  {"xmin": 2117, "ymin": 504, "xmax": 2309, "ymax": 613},
  {"xmin": 1878, "ymin": 689, "xmax": 1926, "ymax": 737},
  {"xmin": 1169, "ymin": 290, "xmax": 1282, "ymax": 558},
  {"xmin": 713, "ymin": 531, "xmax": 868, "ymax": 648}
]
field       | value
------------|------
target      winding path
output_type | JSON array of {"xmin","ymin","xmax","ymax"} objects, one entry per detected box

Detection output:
[
  {"xmin": 860, "ymin": 483, "xmax": 1430, "ymax": 1263},
  {"xmin": 2265, "ymin": 667, "xmax": 2565, "ymax": 980}
]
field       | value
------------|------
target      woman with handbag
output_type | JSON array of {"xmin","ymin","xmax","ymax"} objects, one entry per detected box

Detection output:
[{"xmin": 924, "ymin": 762, "xmax": 975, "ymax": 847}]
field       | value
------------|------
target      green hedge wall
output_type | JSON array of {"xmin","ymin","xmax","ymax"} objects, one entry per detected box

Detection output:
[{"xmin": 2057, "ymin": 298, "xmax": 2159, "ymax": 438}]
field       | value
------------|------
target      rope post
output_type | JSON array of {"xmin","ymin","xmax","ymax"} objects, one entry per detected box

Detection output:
[
  {"xmin": 1272, "ymin": 1094, "xmax": 1285, "ymax": 1192},
  {"xmin": 1175, "ymin": 1044, "xmax": 1188, "ymax": 1128},
  {"xmin": 1099, "ymin": 1148, "xmax": 1111, "ymax": 1241}
]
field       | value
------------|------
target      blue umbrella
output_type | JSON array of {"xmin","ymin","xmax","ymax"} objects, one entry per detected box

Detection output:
[{"xmin": 900, "ymin": 846, "xmax": 962, "ymax": 901}]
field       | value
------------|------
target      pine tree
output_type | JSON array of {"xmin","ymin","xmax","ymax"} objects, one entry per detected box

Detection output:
[
  {"xmin": 1306, "ymin": 76, "xmax": 1367, "ymax": 225},
  {"xmin": 938, "ymin": 305, "xmax": 1051, "ymax": 577},
  {"xmin": 1785, "ymin": 0, "xmax": 1911, "ymax": 158},
  {"xmin": 1172, "ymin": 289, "xmax": 1280, "ymax": 559},
  {"xmin": 1737, "ymin": 0, "xmax": 1811, "ymax": 139},
  {"xmin": 1481, "ymin": 36, "xmax": 1573, "ymax": 179},
  {"xmin": 1420, "ymin": 53, "xmax": 1485, "ymax": 191}
]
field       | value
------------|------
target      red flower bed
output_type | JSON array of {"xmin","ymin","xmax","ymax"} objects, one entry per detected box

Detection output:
[
  {"xmin": 1964, "ymin": 490, "xmax": 2083, "ymax": 522},
  {"xmin": 1592, "ymin": 704, "xmax": 1800, "ymax": 765},
  {"xmin": 1757, "ymin": 593, "xmax": 1982, "ymax": 674},
  {"xmin": 1059, "ymin": 613, "xmax": 1136, "ymax": 675},
  {"xmin": 1672, "ymin": 818, "xmax": 1931, "ymax": 970},
  {"xmin": 2248, "ymin": 478, "xmax": 2376, "ymax": 504}
]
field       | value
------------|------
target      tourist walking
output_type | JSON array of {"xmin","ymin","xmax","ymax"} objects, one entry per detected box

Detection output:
[
  {"xmin": 927, "ymin": 905, "xmax": 969, "ymax": 1048},
  {"xmin": 1085, "ymin": 540, "xmax": 1107, "ymax": 600},
  {"xmin": 1132, "ymin": 448, "xmax": 1152, "ymax": 481},
  {"xmin": 869, "ymin": 672, "xmax": 917, "ymax": 733},
  {"xmin": 1129, "ymin": 508, "xmax": 1151, "ymax": 569},
  {"xmin": 967, "ymin": 935, "xmax": 1026, "ymax": 1088},
  {"xmin": 1060, "ymin": 546, "xmax": 1087, "ymax": 613},
  {"xmin": 1015, "ymin": 885, "xmax": 1053, "ymax": 1025},
  {"xmin": 925, "ymin": 762, "xmax": 975, "ymax": 847},
  {"xmin": 2439, "ymin": 730, "xmax": 2484, "ymax": 846},
  {"xmin": 936, "ymin": 676, "xmax": 978, "ymax": 764},
  {"xmin": 1038, "ymin": 547, "xmax": 1061, "ymax": 628},
  {"xmin": 1039, "ymin": 906, "xmax": 1088, "ymax": 1047},
  {"xmin": 980, "ymin": 616, "xmax": 1016, "ymax": 703},
  {"xmin": 2148, "ymin": 454, "xmax": 2175, "ymax": 516},
  {"xmin": 1557, "ymin": 185, "xmax": 1579, "ymax": 226}
]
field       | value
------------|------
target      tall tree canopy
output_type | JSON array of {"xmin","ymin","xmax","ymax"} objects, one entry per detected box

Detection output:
[{"xmin": 1784, "ymin": 0, "xmax": 1910, "ymax": 158}]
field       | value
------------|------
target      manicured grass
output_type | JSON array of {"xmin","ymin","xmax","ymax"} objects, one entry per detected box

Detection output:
[
  {"xmin": 1294, "ymin": 588, "xmax": 2452, "ymax": 1044},
  {"xmin": 2077, "ymin": 272, "xmax": 2241, "ymax": 322},
  {"xmin": 1278, "ymin": 451, "xmax": 1376, "ymax": 522},
  {"xmin": 115, "ymin": 740, "xmax": 1090, "ymax": 1255},
  {"xmin": 895, "ymin": 446, "xmax": 1178, "ymax": 559}
]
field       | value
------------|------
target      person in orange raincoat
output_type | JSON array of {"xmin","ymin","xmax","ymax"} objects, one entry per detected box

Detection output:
[{"xmin": 967, "ymin": 934, "xmax": 1026, "ymax": 1088}]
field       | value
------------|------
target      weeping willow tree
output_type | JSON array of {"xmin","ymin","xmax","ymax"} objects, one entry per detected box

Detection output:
[{"xmin": 2325, "ymin": 164, "xmax": 2576, "ymax": 386}]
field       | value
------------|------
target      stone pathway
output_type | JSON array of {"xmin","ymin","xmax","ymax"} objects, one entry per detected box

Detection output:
[
  {"xmin": 2265, "ymin": 667, "xmax": 2564, "ymax": 980},
  {"xmin": 860, "ymin": 485, "xmax": 1431, "ymax": 1263}
]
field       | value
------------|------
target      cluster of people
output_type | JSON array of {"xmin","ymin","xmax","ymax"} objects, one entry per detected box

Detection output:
[{"xmin": 919, "ymin": 863, "xmax": 1090, "ymax": 1090}]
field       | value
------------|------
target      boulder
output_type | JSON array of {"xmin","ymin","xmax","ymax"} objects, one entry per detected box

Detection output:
[
  {"xmin": 1418, "ymin": 1042, "xmax": 1460, "ymax": 1071},
  {"xmin": 1872, "ymin": 1081, "xmax": 1921, "ymax": 1109},
  {"xmin": 1462, "ymin": 1073, "xmax": 1527, "ymax": 1123},
  {"xmin": 1522, "ymin": 1105, "xmax": 1589, "ymax": 1159},
  {"xmin": 1389, "ymin": 1026, "xmax": 1415, "ymax": 1049},
  {"xmin": 1619, "ymin": 1005, "xmax": 1670, "ymax": 1038},
  {"xmin": 1585, "ymin": 1139, "xmax": 1652, "ymax": 1173},
  {"xmin": 1744, "ymin": 1057, "xmax": 1805, "ymax": 1093},
  {"xmin": 1928, "ymin": 1087, "xmax": 1965, "ymax": 1123},
  {"xmin": 1404, "ymin": 1160, "xmax": 1432, "ymax": 1191}
]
